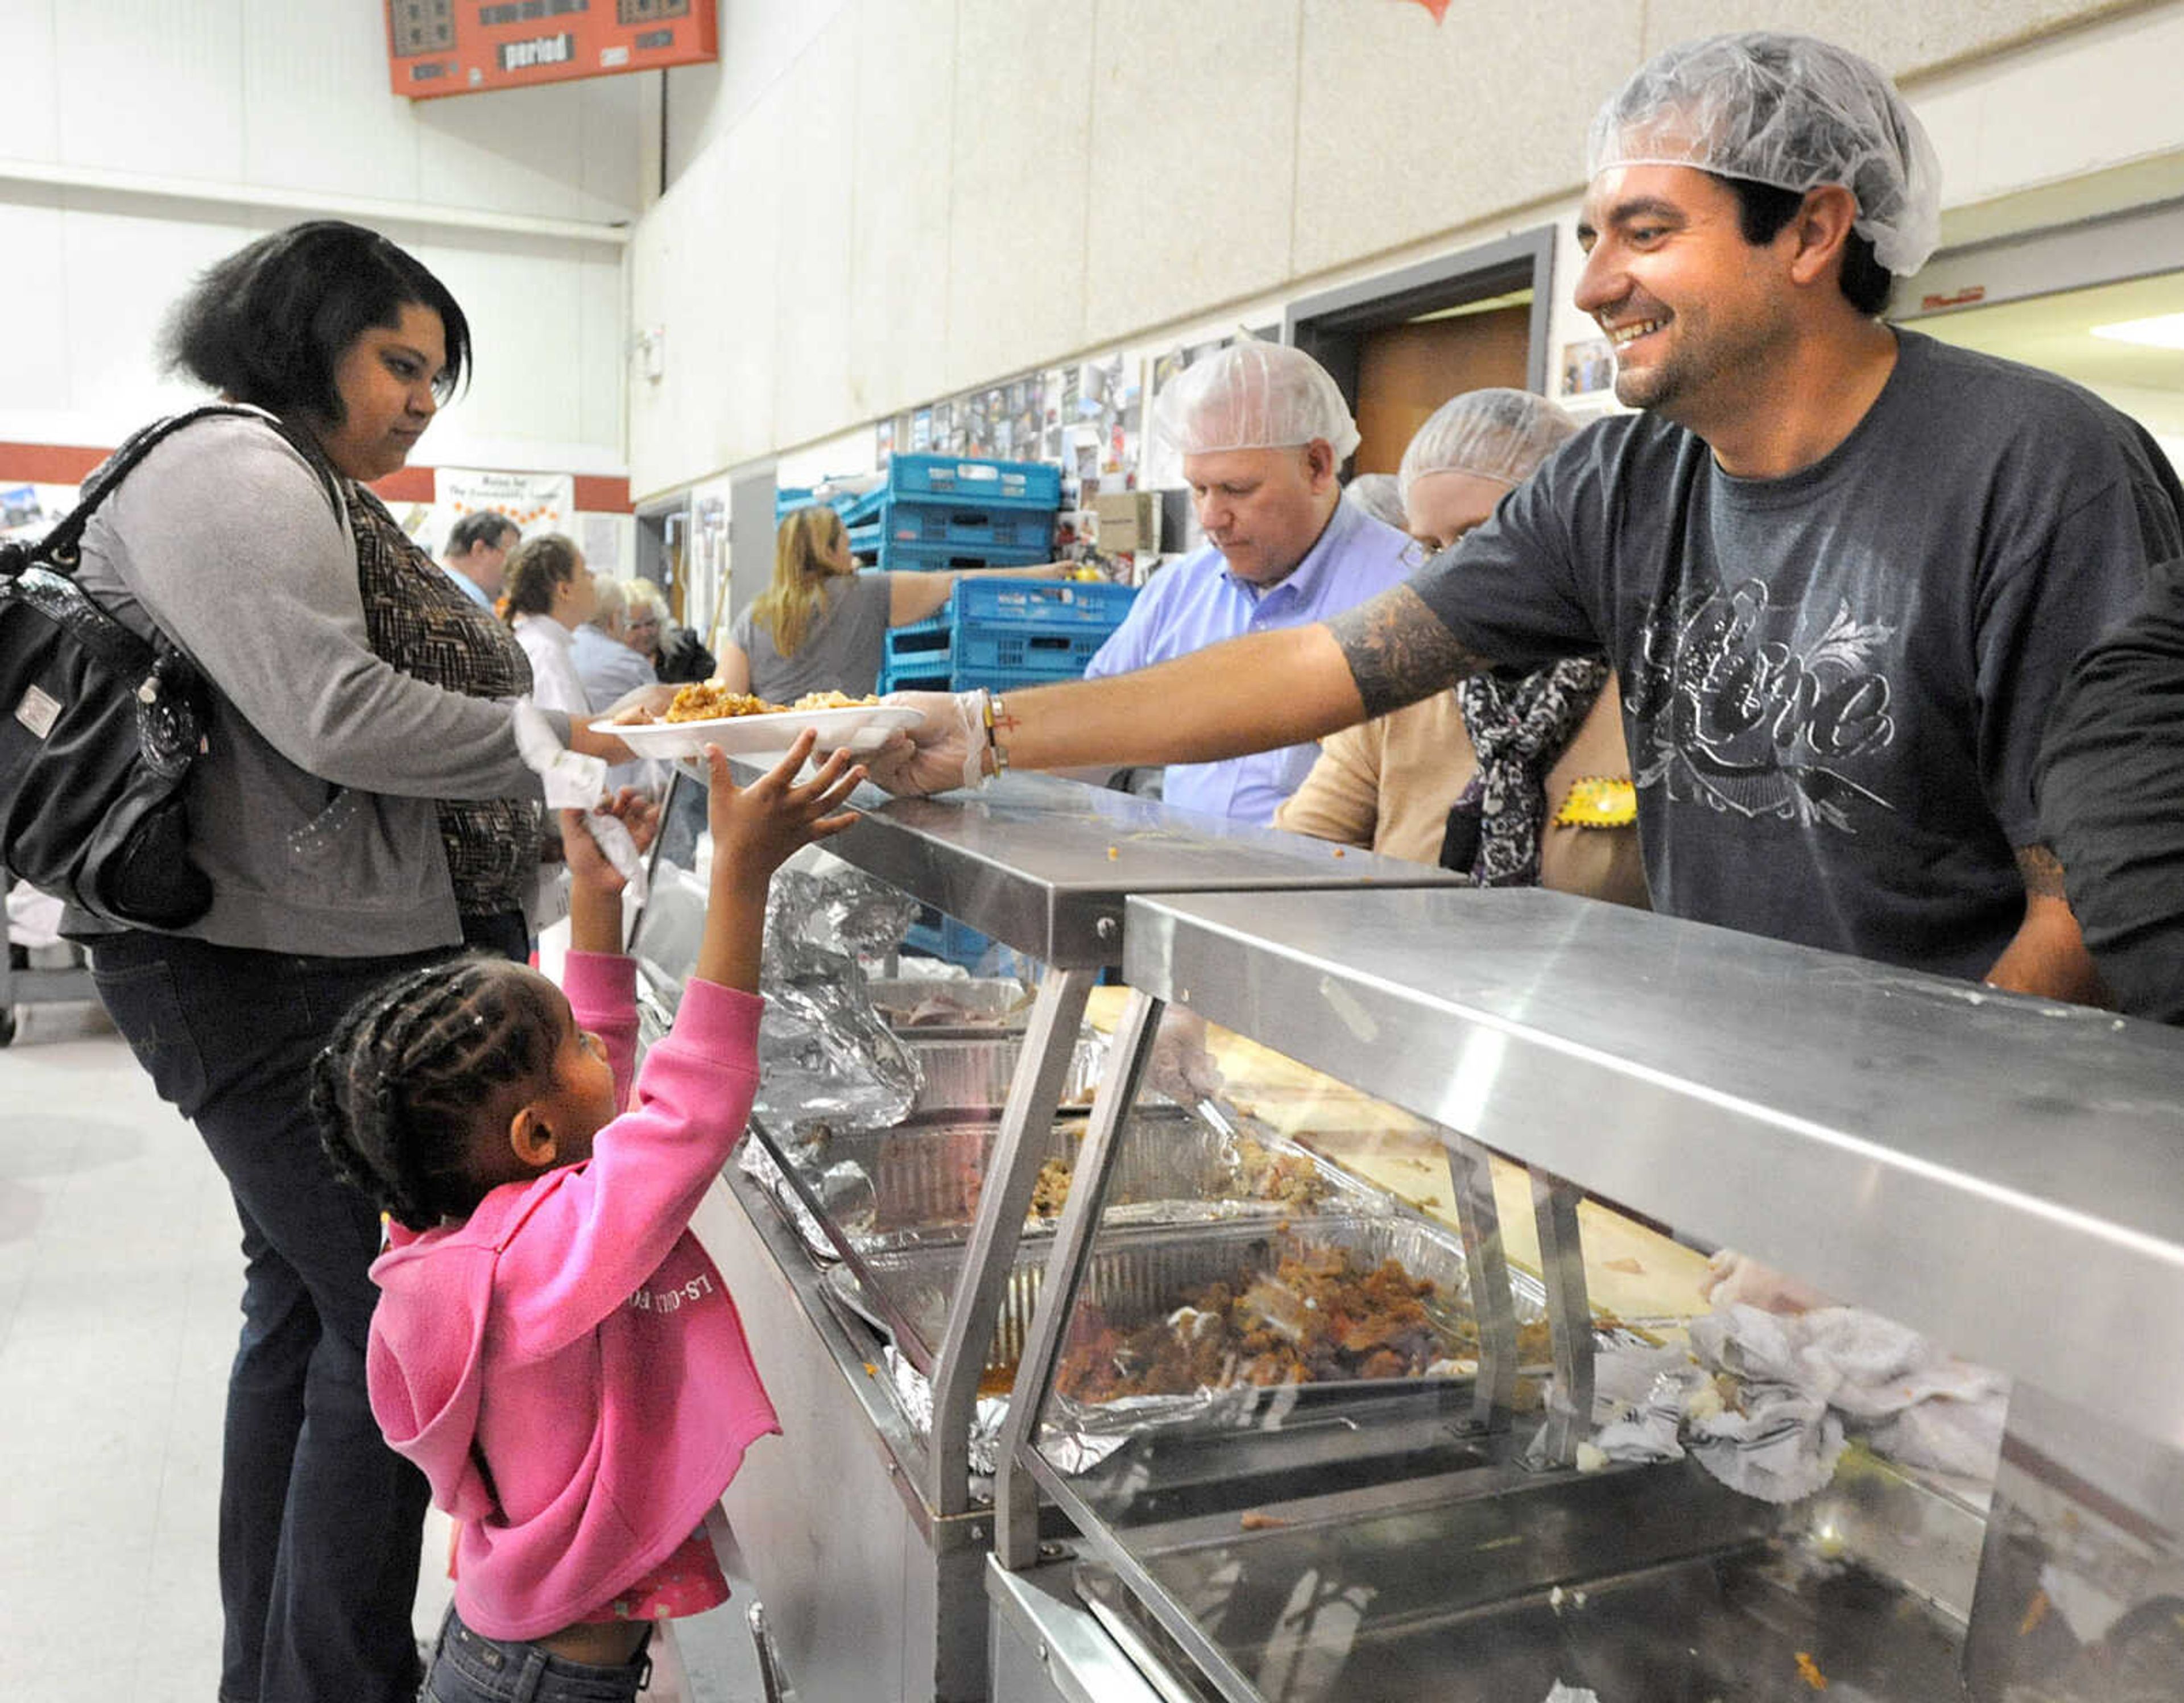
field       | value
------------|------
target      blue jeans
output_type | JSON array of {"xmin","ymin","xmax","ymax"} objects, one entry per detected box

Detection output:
[
  {"xmin": 90, "ymin": 929, "xmax": 464, "ymax": 1703},
  {"xmin": 424, "ymin": 1607, "xmax": 655, "ymax": 1702}
]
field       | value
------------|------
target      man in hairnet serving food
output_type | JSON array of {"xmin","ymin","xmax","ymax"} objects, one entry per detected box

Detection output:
[{"xmin": 870, "ymin": 31, "xmax": 2184, "ymax": 998}]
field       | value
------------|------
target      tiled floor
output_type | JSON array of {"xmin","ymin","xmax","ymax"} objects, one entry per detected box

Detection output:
[{"xmin": 0, "ymin": 997, "xmax": 770, "ymax": 1701}]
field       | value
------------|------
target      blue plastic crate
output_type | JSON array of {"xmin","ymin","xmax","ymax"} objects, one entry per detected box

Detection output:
[
  {"xmin": 953, "ymin": 622, "xmax": 1107, "ymax": 672},
  {"xmin": 878, "ymin": 659, "xmax": 951, "ymax": 693},
  {"xmin": 876, "ymin": 651, "xmax": 1089, "ymax": 694},
  {"xmin": 774, "ymin": 486, "xmax": 816, "ymax": 517},
  {"xmin": 878, "ymin": 498, "xmax": 1053, "ymax": 552},
  {"xmin": 886, "ymin": 454, "xmax": 1062, "ymax": 511},
  {"xmin": 837, "ymin": 487, "xmax": 886, "ymax": 527},
  {"xmin": 951, "ymin": 578, "xmax": 1135, "ymax": 628},
  {"xmin": 876, "ymin": 539, "xmax": 1056, "ymax": 574},
  {"xmin": 882, "ymin": 621, "xmax": 953, "ymax": 664}
]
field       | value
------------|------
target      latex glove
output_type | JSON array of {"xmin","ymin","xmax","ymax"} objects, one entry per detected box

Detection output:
[
  {"xmin": 864, "ymin": 689, "xmax": 990, "ymax": 795},
  {"xmin": 512, "ymin": 697, "xmax": 608, "ymax": 810},
  {"xmin": 1698, "ymin": 1249, "xmax": 1835, "ymax": 1315},
  {"xmin": 1146, "ymin": 1007, "xmax": 1225, "ymax": 1106},
  {"xmin": 598, "ymin": 680, "xmax": 680, "ymax": 725}
]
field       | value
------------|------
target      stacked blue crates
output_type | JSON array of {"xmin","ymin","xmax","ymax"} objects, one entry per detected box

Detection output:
[
  {"xmin": 845, "ymin": 454, "xmax": 1061, "ymax": 573},
  {"xmin": 877, "ymin": 576, "xmax": 1137, "ymax": 695}
]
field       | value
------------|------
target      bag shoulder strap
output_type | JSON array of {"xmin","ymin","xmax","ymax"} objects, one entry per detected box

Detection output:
[{"xmin": 38, "ymin": 404, "xmax": 344, "ymax": 570}]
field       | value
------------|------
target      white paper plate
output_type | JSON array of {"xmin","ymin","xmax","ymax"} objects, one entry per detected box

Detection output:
[{"xmin": 612, "ymin": 702, "xmax": 924, "ymax": 761}]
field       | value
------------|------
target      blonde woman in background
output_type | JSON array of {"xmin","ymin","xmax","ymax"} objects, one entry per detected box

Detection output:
[{"xmin": 719, "ymin": 505, "xmax": 1064, "ymax": 701}]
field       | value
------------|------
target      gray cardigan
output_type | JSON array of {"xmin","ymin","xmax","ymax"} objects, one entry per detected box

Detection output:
[{"xmin": 71, "ymin": 412, "xmax": 558, "ymax": 957}]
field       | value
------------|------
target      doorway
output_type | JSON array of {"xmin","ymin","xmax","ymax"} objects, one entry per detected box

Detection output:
[{"xmin": 1285, "ymin": 226, "xmax": 1557, "ymax": 477}]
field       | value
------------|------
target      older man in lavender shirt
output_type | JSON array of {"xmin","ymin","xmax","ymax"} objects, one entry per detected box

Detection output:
[{"xmin": 1084, "ymin": 341, "xmax": 1417, "ymax": 824}]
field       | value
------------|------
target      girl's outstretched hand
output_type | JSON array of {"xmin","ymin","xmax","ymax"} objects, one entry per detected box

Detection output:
[{"xmin": 702, "ymin": 731, "xmax": 864, "ymax": 883}]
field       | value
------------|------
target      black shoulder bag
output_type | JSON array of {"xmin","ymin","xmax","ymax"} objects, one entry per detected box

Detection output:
[{"xmin": 0, "ymin": 405, "xmax": 337, "ymax": 929}]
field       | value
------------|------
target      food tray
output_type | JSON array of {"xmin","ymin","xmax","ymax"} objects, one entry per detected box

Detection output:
[
  {"xmin": 830, "ymin": 1213, "xmax": 1495, "ymax": 1383},
  {"xmin": 789, "ymin": 1107, "xmax": 1387, "ymax": 1254},
  {"xmin": 901, "ymin": 1030, "xmax": 1104, "ymax": 1114},
  {"xmin": 866, "ymin": 976, "xmax": 1031, "ymax": 1032}
]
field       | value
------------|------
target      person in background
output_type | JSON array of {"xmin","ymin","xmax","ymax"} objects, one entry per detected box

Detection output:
[
  {"xmin": 1276, "ymin": 390, "xmax": 1647, "ymax": 904},
  {"xmin": 626, "ymin": 577, "xmax": 717, "ymax": 685},
  {"xmin": 875, "ymin": 33, "xmax": 2184, "ymax": 997},
  {"xmin": 2035, "ymin": 557, "xmax": 2184, "ymax": 1020},
  {"xmin": 719, "ymin": 505, "xmax": 1064, "ymax": 702},
  {"xmin": 1079, "ymin": 340, "xmax": 1419, "ymax": 826},
  {"xmin": 502, "ymin": 532, "xmax": 595, "ymax": 719},
  {"xmin": 72, "ymin": 220, "xmax": 637, "ymax": 1703},
  {"xmin": 313, "ymin": 737, "xmax": 864, "ymax": 1703},
  {"xmin": 573, "ymin": 572, "xmax": 659, "ymax": 713},
  {"xmin": 442, "ymin": 510, "xmax": 518, "ymax": 611},
  {"xmin": 1342, "ymin": 471, "xmax": 1408, "ymax": 532}
]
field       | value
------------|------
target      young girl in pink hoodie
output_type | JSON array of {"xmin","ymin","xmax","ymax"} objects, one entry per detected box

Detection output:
[{"xmin": 313, "ymin": 734, "xmax": 862, "ymax": 1702}]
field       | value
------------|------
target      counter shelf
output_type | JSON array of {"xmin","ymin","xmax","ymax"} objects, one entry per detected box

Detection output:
[
  {"xmin": 644, "ymin": 762, "xmax": 1452, "ymax": 1701},
  {"xmin": 991, "ymin": 885, "xmax": 2184, "ymax": 1703}
]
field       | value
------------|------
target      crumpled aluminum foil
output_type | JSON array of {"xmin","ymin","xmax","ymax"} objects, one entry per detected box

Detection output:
[
  {"xmin": 734, "ymin": 1136, "xmax": 838, "ymax": 1265},
  {"xmin": 881, "ymin": 1346, "xmax": 1012, "ymax": 1481},
  {"xmin": 752, "ymin": 862, "xmax": 924, "ymax": 1136}
]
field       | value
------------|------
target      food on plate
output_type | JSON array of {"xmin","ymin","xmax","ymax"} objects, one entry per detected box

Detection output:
[
  {"xmin": 616, "ymin": 683, "xmax": 884, "ymax": 725},
  {"xmin": 1056, "ymin": 1243, "xmax": 1548, "ymax": 1399},
  {"xmin": 664, "ymin": 684, "xmax": 782, "ymax": 722}
]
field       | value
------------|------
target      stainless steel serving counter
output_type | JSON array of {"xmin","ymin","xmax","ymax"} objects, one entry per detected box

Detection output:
[
  {"xmin": 982, "ymin": 883, "xmax": 2184, "ymax": 1703},
  {"xmin": 809, "ymin": 768, "xmax": 1445, "ymax": 967},
  {"xmin": 1120, "ymin": 884, "xmax": 2184, "ymax": 1449}
]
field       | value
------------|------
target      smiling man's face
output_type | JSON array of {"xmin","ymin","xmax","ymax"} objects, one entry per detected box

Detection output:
[{"xmin": 1574, "ymin": 163, "xmax": 1798, "ymax": 427}]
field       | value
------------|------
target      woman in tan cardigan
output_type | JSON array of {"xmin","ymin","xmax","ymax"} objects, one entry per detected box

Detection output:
[{"xmin": 1275, "ymin": 389, "xmax": 1647, "ymax": 907}]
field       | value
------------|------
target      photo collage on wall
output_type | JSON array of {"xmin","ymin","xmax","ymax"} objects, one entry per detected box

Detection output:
[{"xmin": 886, "ymin": 358, "xmax": 1141, "ymax": 487}]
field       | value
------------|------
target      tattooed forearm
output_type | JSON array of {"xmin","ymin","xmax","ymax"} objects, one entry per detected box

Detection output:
[
  {"xmin": 2015, "ymin": 843, "xmax": 2070, "ymax": 900},
  {"xmin": 1327, "ymin": 584, "xmax": 1495, "ymax": 717}
]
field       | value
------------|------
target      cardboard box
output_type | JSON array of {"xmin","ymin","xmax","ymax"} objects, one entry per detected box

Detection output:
[{"xmin": 1092, "ymin": 491, "xmax": 1159, "ymax": 555}]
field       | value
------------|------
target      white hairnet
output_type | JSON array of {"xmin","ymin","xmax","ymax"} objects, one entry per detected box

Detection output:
[
  {"xmin": 1342, "ymin": 473, "xmax": 1407, "ymax": 530},
  {"xmin": 1397, "ymin": 388, "xmax": 1580, "ymax": 508},
  {"xmin": 1152, "ymin": 339, "xmax": 1362, "ymax": 461},
  {"xmin": 1585, "ymin": 32, "xmax": 1942, "ymax": 276}
]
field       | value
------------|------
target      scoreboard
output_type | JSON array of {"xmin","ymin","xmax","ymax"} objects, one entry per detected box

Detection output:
[{"xmin": 386, "ymin": 0, "xmax": 716, "ymax": 100}]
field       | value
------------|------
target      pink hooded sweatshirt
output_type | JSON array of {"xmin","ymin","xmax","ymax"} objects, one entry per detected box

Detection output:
[{"xmin": 367, "ymin": 951, "xmax": 780, "ymax": 1642}]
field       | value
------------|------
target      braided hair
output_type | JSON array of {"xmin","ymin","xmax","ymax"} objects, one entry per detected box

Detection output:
[{"xmin": 311, "ymin": 954, "xmax": 562, "ymax": 1231}]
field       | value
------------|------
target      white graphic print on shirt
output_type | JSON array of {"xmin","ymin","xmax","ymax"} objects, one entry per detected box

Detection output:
[{"xmin": 1626, "ymin": 577, "xmax": 1897, "ymax": 834}]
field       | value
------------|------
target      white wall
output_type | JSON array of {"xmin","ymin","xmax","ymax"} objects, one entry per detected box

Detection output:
[
  {"xmin": 629, "ymin": 0, "xmax": 2184, "ymax": 502},
  {"xmin": 0, "ymin": 0, "xmax": 644, "ymax": 474}
]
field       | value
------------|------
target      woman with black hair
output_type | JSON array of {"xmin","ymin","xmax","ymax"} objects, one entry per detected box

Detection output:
[{"xmin": 70, "ymin": 221, "xmax": 638, "ymax": 1703}]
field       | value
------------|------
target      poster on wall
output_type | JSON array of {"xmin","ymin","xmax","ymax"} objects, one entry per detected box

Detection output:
[
  {"xmin": 0, "ymin": 482, "xmax": 78, "ymax": 543},
  {"xmin": 386, "ymin": 0, "xmax": 717, "ymax": 101},
  {"xmin": 437, "ymin": 468, "xmax": 574, "ymax": 535}
]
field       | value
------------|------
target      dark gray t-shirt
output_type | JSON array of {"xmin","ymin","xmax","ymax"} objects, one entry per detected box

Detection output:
[
  {"xmin": 731, "ymin": 572, "xmax": 892, "ymax": 700},
  {"xmin": 1410, "ymin": 331, "xmax": 2184, "ymax": 979}
]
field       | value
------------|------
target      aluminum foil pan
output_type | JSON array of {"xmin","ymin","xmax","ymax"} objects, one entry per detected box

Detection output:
[
  {"xmin": 830, "ymin": 1214, "xmax": 1495, "ymax": 1382},
  {"xmin": 780, "ymin": 1108, "xmax": 1392, "ymax": 1258},
  {"xmin": 867, "ymin": 977, "xmax": 1032, "ymax": 1034},
  {"xmin": 902, "ymin": 1031, "xmax": 1106, "ymax": 1115}
]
